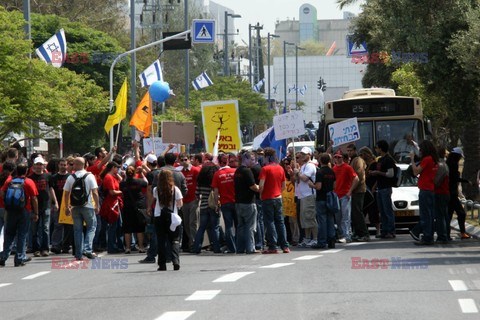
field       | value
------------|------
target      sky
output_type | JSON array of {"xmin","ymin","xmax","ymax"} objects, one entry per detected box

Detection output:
[{"xmin": 210, "ymin": 0, "xmax": 364, "ymax": 42}]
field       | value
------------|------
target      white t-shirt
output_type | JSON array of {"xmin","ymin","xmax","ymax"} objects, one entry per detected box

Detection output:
[
  {"xmin": 295, "ymin": 162, "xmax": 317, "ymax": 199},
  {"xmin": 63, "ymin": 170, "xmax": 98, "ymax": 209},
  {"xmin": 152, "ymin": 186, "xmax": 183, "ymax": 217}
]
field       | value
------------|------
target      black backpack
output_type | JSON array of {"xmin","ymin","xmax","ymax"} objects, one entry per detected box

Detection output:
[
  {"xmin": 4, "ymin": 178, "xmax": 26, "ymax": 212},
  {"xmin": 70, "ymin": 173, "xmax": 90, "ymax": 207},
  {"xmin": 391, "ymin": 164, "xmax": 402, "ymax": 188}
]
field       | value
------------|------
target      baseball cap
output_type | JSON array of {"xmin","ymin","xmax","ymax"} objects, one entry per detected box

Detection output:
[
  {"xmin": 145, "ymin": 154, "xmax": 157, "ymax": 164},
  {"xmin": 33, "ymin": 156, "xmax": 46, "ymax": 164},
  {"xmin": 451, "ymin": 147, "xmax": 464, "ymax": 158},
  {"xmin": 333, "ymin": 150, "xmax": 343, "ymax": 158},
  {"xmin": 300, "ymin": 147, "xmax": 312, "ymax": 154}
]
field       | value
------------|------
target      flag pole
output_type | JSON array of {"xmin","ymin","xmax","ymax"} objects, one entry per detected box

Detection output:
[
  {"xmin": 114, "ymin": 123, "xmax": 121, "ymax": 148},
  {"xmin": 150, "ymin": 96, "xmax": 155, "ymax": 155}
]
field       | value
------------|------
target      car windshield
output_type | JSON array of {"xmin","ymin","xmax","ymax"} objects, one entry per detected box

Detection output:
[{"xmin": 400, "ymin": 168, "xmax": 418, "ymax": 187}]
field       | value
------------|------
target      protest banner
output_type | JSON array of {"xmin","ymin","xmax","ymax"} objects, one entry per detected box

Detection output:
[
  {"xmin": 161, "ymin": 121, "xmax": 195, "ymax": 144},
  {"xmin": 328, "ymin": 117, "xmax": 361, "ymax": 147},
  {"xmin": 273, "ymin": 111, "xmax": 304, "ymax": 140},
  {"xmin": 143, "ymin": 137, "xmax": 180, "ymax": 156}
]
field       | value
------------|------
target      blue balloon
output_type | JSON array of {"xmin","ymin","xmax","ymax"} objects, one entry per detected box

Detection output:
[{"xmin": 149, "ymin": 81, "xmax": 171, "ymax": 103}]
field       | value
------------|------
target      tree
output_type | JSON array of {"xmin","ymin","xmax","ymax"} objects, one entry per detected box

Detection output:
[{"xmin": 0, "ymin": 7, "xmax": 106, "ymax": 148}]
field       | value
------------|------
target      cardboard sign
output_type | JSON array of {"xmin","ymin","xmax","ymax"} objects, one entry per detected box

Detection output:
[
  {"xmin": 328, "ymin": 117, "xmax": 361, "ymax": 147},
  {"xmin": 143, "ymin": 137, "xmax": 180, "ymax": 157},
  {"xmin": 161, "ymin": 121, "xmax": 195, "ymax": 144},
  {"xmin": 273, "ymin": 111, "xmax": 305, "ymax": 140},
  {"xmin": 201, "ymin": 100, "xmax": 242, "ymax": 153}
]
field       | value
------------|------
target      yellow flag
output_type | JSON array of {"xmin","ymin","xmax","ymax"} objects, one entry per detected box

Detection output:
[
  {"xmin": 129, "ymin": 91, "xmax": 152, "ymax": 137},
  {"xmin": 104, "ymin": 78, "xmax": 128, "ymax": 133}
]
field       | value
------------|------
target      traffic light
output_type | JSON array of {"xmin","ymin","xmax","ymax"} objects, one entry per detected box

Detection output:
[{"xmin": 321, "ymin": 78, "xmax": 327, "ymax": 92}]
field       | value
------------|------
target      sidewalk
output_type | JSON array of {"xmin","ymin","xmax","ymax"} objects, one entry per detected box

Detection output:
[{"xmin": 451, "ymin": 218, "xmax": 480, "ymax": 239}]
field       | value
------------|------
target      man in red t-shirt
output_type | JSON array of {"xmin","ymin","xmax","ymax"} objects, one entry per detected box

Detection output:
[
  {"xmin": 332, "ymin": 151, "xmax": 358, "ymax": 243},
  {"xmin": 0, "ymin": 163, "xmax": 39, "ymax": 267},
  {"xmin": 258, "ymin": 147, "xmax": 289, "ymax": 254},
  {"xmin": 87, "ymin": 146, "xmax": 116, "ymax": 185},
  {"xmin": 212, "ymin": 154, "xmax": 237, "ymax": 253},
  {"xmin": 178, "ymin": 153, "xmax": 200, "ymax": 252}
]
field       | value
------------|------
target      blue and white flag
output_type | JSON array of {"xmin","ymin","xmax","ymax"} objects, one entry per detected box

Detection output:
[
  {"xmin": 272, "ymin": 82, "xmax": 279, "ymax": 94},
  {"xmin": 139, "ymin": 59, "xmax": 163, "ymax": 87},
  {"xmin": 35, "ymin": 29, "xmax": 66, "ymax": 68},
  {"xmin": 299, "ymin": 84, "xmax": 307, "ymax": 96},
  {"xmin": 192, "ymin": 71, "xmax": 213, "ymax": 90},
  {"xmin": 253, "ymin": 78, "xmax": 265, "ymax": 92},
  {"xmin": 288, "ymin": 84, "xmax": 297, "ymax": 94}
]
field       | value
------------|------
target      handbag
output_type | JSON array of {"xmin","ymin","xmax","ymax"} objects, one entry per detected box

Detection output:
[{"xmin": 208, "ymin": 190, "xmax": 217, "ymax": 210}]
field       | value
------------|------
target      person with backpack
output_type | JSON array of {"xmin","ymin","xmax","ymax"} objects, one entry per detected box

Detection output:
[
  {"xmin": 63, "ymin": 157, "xmax": 100, "ymax": 260},
  {"xmin": 409, "ymin": 140, "xmax": 438, "ymax": 245},
  {"xmin": 0, "ymin": 160, "xmax": 16, "ymax": 238},
  {"xmin": 370, "ymin": 140, "xmax": 396, "ymax": 239},
  {"xmin": 0, "ymin": 163, "xmax": 39, "ymax": 267}
]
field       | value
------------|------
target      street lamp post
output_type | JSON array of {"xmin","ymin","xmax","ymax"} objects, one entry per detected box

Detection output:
[
  {"xmin": 295, "ymin": 45, "xmax": 305, "ymax": 110},
  {"xmin": 248, "ymin": 24, "xmax": 263, "ymax": 87},
  {"xmin": 224, "ymin": 12, "xmax": 241, "ymax": 76},
  {"xmin": 268, "ymin": 33, "xmax": 280, "ymax": 109},
  {"xmin": 283, "ymin": 41, "xmax": 294, "ymax": 114}
]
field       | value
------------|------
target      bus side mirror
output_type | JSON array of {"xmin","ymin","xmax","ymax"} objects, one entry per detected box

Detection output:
[{"xmin": 424, "ymin": 119, "xmax": 432, "ymax": 136}]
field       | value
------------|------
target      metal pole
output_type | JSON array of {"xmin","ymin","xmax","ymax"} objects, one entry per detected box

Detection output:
[
  {"xmin": 283, "ymin": 41, "xmax": 287, "ymax": 113},
  {"xmin": 130, "ymin": 0, "xmax": 136, "ymax": 141},
  {"xmin": 24, "ymin": 0, "xmax": 33, "ymax": 157},
  {"xmin": 185, "ymin": 0, "xmax": 189, "ymax": 109},
  {"xmin": 248, "ymin": 24, "xmax": 252, "ymax": 86},
  {"xmin": 295, "ymin": 46, "xmax": 298, "ymax": 110},
  {"xmin": 109, "ymin": 30, "xmax": 191, "ymax": 151},
  {"xmin": 255, "ymin": 24, "xmax": 261, "ymax": 86},
  {"xmin": 224, "ymin": 11, "xmax": 228, "ymax": 76},
  {"xmin": 268, "ymin": 33, "xmax": 271, "ymax": 108}
]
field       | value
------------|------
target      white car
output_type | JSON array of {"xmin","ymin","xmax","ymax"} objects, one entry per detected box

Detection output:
[{"xmin": 391, "ymin": 163, "xmax": 420, "ymax": 228}]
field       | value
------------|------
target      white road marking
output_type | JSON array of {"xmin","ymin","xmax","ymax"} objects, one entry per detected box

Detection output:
[
  {"xmin": 322, "ymin": 249, "xmax": 344, "ymax": 253},
  {"xmin": 185, "ymin": 290, "xmax": 221, "ymax": 301},
  {"xmin": 260, "ymin": 263, "xmax": 295, "ymax": 269},
  {"xmin": 154, "ymin": 311, "xmax": 196, "ymax": 320},
  {"xmin": 449, "ymin": 280, "xmax": 468, "ymax": 291},
  {"xmin": 458, "ymin": 299, "xmax": 479, "ymax": 313},
  {"xmin": 0, "ymin": 283, "xmax": 12, "ymax": 288},
  {"xmin": 213, "ymin": 272, "xmax": 254, "ymax": 282},
  {"xmin": 22, "ymin": 271, "xmax": 51, "ymax": 280},
  {"xmin": 293, "ymin": 255, "xmax": 323, "ymax": 261},
  {"xmin": 345, "ymin": 242, "xmax": 366, "ymax": 246}
]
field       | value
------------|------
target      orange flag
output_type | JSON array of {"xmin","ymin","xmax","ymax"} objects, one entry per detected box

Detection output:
[
  {"xmin": 129, "ymin": 91, "xmax": 153, "ymax": 137},
  {"xmin": 326, "ymin": 41, "xmax": 337, "ymax": 56}
]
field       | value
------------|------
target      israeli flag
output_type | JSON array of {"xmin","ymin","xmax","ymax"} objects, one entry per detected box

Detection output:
[
  {"xmin": 192, "ymin": 71, "xmax": 213, "ymax": 90},
  {"xmin": 288, "ymin": 84, "xmax": 297, "ymax": 94},
  {"xmin": 253, "ymin": 78, "xmax": 265, "ymax": 92},
  {"xmin": 272, "ymin": 82, "xmax": 279, "ymax": 94},
  {"xmin": 299, "ymin": 84, "xmax": 307, "ymax": 96},
  {"xmin": 35, "ymin": 29, "xmax": 66, "ymax": 68},
  {"xmin": 139, "ymin": 59, "xmax": 163, "ymax": 87}
]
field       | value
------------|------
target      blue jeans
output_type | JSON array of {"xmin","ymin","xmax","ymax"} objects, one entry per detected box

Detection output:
[
  {"xmin": 72, "ymin": 207, "xmax": 97, "ymax": 259},
  {"xmin": 335, "ymin": 196, "xmax": 352, "ymax": 240},
  {"xmin": 146, "ymin": 223, "xmax": 158, "ymax": 260},
  {"xmin": 262, "ymin": 198, "xmax": 288, "ymax": 250},
  {"xmin": 107, "ymin": 216, "xmax": 124, "ymax": 253},
  {"xmin": 31, "ymin": 208, "xmax": 50, "ymax": 252},
  {"xmin": 419, "ymin": 190, "xmax": 435, "ymax": 242},
  {"xmin": 0, "ymin": 209, "xmax": 30, "ymax": 264},
  {"xmin": 377, "ymin": 188, "xmax": 395, "ymax": 235},
  {"xmin": 193, "ymin": 208, "xmax": 221, "ymax": 253},
  {"xmin": 0, "ymin": 208, "xmax": 5, "ymax": 237},
  {"xmin": 235, "ymin": 203, "xmax": 257, "ymax": 253},
  {"xmin": 316, "ymin": 200, "xmax": 336, "ymax": 246},
  {"xmin": 50, "ymin": 208, "xmax": 64, "ymax": 249},
  {"xmin": 220, "ymin": 203, "xmax": 236, "ymax": 253},
  {"xmin": 254, "ymin": 199, "xmax": 264, "ymax": 250},
  {"xmin": 435, "ymin": 193, "xmax": 449, "ymax": 241}
]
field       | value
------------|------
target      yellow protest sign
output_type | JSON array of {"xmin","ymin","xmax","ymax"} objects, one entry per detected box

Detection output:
[
  {"xmin": 282, "ymin": 181, "xmax": 296, "ymax": 217},
  {"xmin": 201, "ymin": 100, "xmax": 242, "ymax": 153},
  {"xmin": 58, "ymin": 192, "xmax": 72, "ymax": 225}
]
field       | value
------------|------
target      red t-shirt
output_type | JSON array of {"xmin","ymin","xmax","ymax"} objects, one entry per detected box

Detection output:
[
  {"xmin": 182, "ymin": 166, "xmax": 200, "ymax": 203},
  {"xmin": 1, "ymin": 176, "xmax": 38, "ymax": 211},
  {"xmin": 211, "ymin": 167, "xmax": 236, "ymax": 205},
  {"xmin": 87, "ymin": 159, "xmax": 104, "ymax": 186},
  {"xmin": 102, "ymin": 173, "xmax": 120, "ymax": 203},
  {"xmin": 258, "ymin": 164, "xmax": 286, "ymax": 200},
  {"xmin": 418, "ymin": 156, "xmax": 437, "ymax": 191},
  {"xmin": 333, "ymin": 163, "xmax": 357, "ymax": 198},
  {"xmin": 435, "ymin": 175, "xmax": 449, "ymax": 194}
]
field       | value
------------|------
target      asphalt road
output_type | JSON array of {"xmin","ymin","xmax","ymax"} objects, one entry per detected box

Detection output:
[{"xmin": 0, "ymin": 232, "xmax": 479, "ymax": 320}]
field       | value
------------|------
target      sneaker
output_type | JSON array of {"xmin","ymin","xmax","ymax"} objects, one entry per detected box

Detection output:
[
  {"xmin": 337, "ymin": 238, "xmax": 347, "ymax": 244},
  {"xmin": 461, "ymin": 233, "xmax": 471, "ymax": 239},
  {"xmin": 262, "ymin": 249, "xmax": 278, "ymax": 254},
  {"xmin": 282, "ymin": 248, "xmax": 290, "ymax": 253},
  {"xmin": 409, "ymin": 230, "xmax": 420, "ymax": 241},
  {"xmin": 139, "ymin": 258, "xmax": 155, "ymax": 264},
  {"xmin": 40, "ymin": 250, "xmax": 49, "ymax": 257},
  {"xmin": 14, "ymin": 261, "xmax": 26, "ymax": 267},
  {"xmin": 297, "ymin": 238, "xmax": 311, "ymax": 248},
  {"xmin": 173, "ymin": 264, "xmax": 180, "ymax": 271},
  {"xmin": 33, "ymin": 251, "xmax": 41, "ymax": 257},
  {"xmin": 307, "ymin": 239, "xmax": 318, "ymax": 247},
  {"xmin": 83, "ymin": 252, "xmax": 97, "ymax": 259},
  {"xmin": 23, "ymin": 257, "xmax": 32, "ymax": 263}
]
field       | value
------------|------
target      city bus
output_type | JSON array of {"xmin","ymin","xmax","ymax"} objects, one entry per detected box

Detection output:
[{"xmin": 317, "ymin": 88, "xmax": 431, "ymax": 158}]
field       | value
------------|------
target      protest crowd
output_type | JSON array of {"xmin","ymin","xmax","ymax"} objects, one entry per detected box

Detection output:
[{"xmin": 0, "ymin": 139, "xmax": 472, "ymax": 271}]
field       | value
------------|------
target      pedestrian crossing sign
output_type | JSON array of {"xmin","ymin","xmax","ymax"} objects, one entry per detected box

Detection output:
[{"xmin": 192, "ymin": 19, "xmax": 216, "ymax": 44}]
